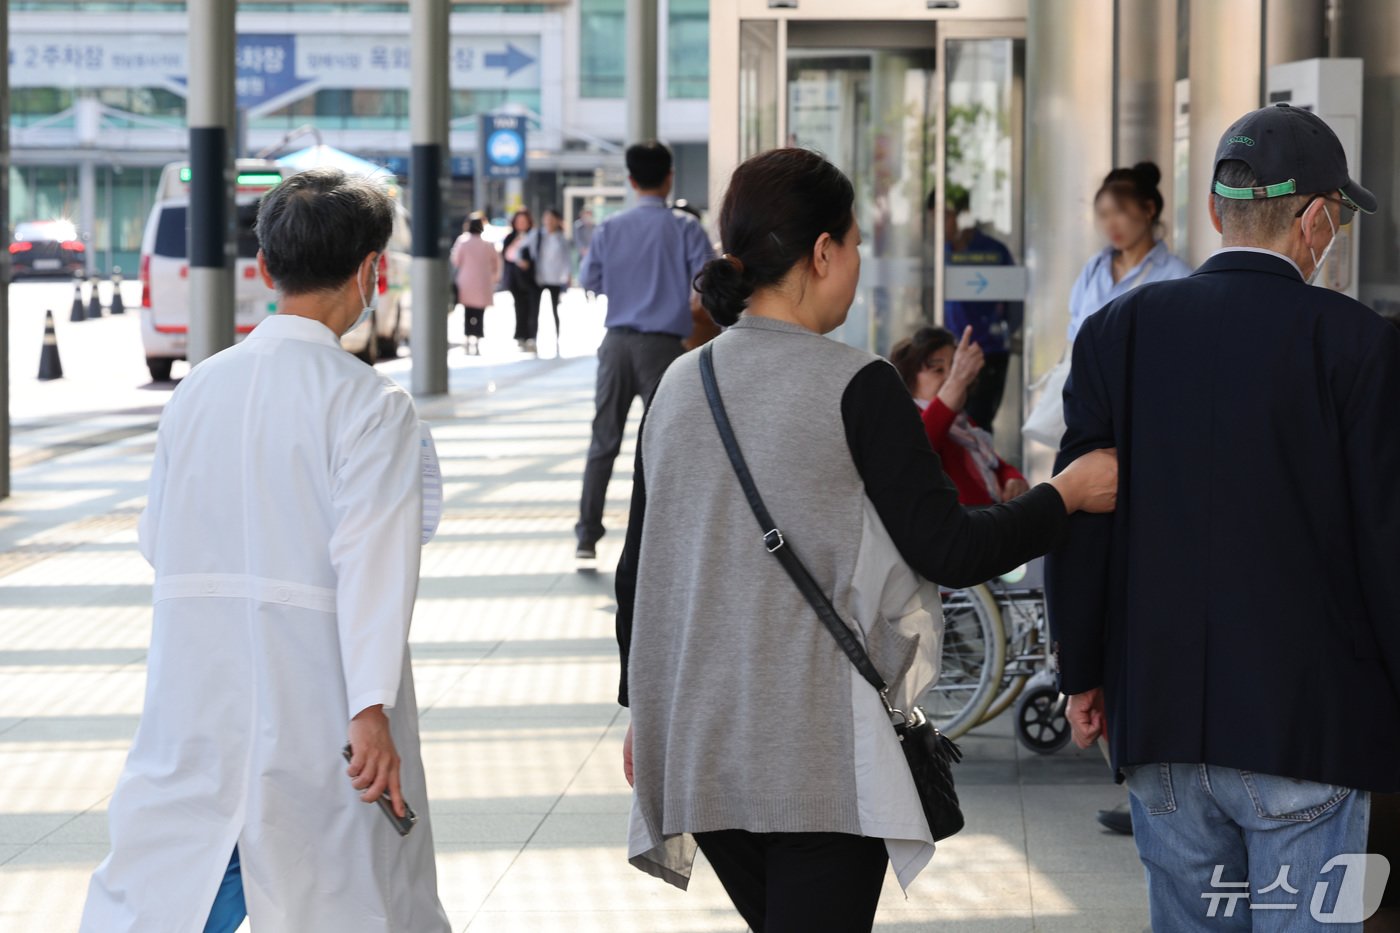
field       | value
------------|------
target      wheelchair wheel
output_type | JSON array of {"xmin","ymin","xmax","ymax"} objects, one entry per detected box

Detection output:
[
  {"xmin": 979, "ymin": 670, "xmax": 1030, "ymax": 726},
  {"xmin": 921, "ymin": 584, "xmax": 1006, "ymax": 740},
  {"xmin": 1014, "ymin": 684, "xmax": 1072, "ymax": 754}
]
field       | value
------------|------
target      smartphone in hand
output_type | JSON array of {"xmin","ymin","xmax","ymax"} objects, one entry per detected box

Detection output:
[{"xmin": 342, "ymin": 745, "xmax": 418, "ymax": 837}]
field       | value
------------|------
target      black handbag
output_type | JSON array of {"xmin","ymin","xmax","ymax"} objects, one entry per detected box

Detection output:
[{"xmin": 698, "ymin": 343, "xmax": 965, "ymax": 842}]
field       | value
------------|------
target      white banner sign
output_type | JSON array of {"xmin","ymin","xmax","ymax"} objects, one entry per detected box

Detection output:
[{"xmin": 8, "ymin": 32, "xmax": 542, "ymax": 98}]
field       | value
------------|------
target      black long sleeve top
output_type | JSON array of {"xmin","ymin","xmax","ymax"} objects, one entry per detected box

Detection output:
[{"xmin": 615, "ymin": 359, "xmax": 1068, "ymax": 706}]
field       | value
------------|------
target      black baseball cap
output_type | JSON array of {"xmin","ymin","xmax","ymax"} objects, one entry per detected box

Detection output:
[{"xmin": 1212, "ymin": 102, "xmax": 1376, "ymax": 215}]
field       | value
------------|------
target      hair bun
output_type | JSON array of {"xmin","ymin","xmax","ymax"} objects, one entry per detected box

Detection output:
[
  {"xmin": 1132, "ymin": 161, "xmax": 1162, "ymax": 187},
  {"xmin": 695, "ymin": 256, "xmax": 751, "ymax": 328}
]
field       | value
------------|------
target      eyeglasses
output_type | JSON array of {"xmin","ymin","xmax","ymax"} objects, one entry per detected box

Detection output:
[{"xmin": 1295, "ymin": 194, "xmax": 1357, "ymax": 227}]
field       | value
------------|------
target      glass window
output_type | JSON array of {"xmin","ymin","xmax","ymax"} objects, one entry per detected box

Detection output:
[
  {"xmin": 130, "ymin": 87, "xmax": 186, "ymax": 119},
  {"xmin": 787, "ymin": 37, "xmax": 937, "ymax": 355},
  {"xmin": 235, "ymin": 202, "xmax": 263, "ymax": 259},
  {"xmin": 350, "ymin": 89, "xmax": 406, "ymax": 129},
  {"xmin": 11, "ymin": 88, "xmax": 73, "ymax": 117},
  {"xmin": 101, "ymin": 165, "xmax": 160, "ymax": 273},
  {"xmin": 450, "ymin": 89, "xmax": 543, "ymax": 123},
  {"xmin": 667, "ymin": 0, "xmax": 708, "ymax": 99},
  {"xmin": 315, "ymin": 89, "xmax": 353, "ymax": 129},
  {"xmin": 152, "ymin": 203, "xmax": 261, "ymax": 260},
  {"xmin": 12, "ymin": 166, "xmax": 79, "ymax": 226},
  {"xmin": 580, "ymin": 0, "xmax": 625, "ymax": 98},
  {"xmin": 153, "ymin": 206, "xmax": 187, "ymax": 258},
  {"xmin": 738, "ymin": 21, "xmax": 778, "ymax": 159},
  {"xmin": 254, "ymin": 88, "xmax": 429, "ymax": 131},
  {"xmin": 12, "ymin": 87, "xmax": 76, "ymax": 126}
]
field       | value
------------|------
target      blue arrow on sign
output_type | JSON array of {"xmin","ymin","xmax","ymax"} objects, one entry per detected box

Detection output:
[
  {"xmin": 967, "ymin": 271, "xmax": 990, "ymax": 295},
  {"xmin": 484, "ymin": 43, "xmax": 536, "ymax": 78}
]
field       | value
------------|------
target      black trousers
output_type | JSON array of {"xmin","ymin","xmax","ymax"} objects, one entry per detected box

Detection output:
[
  {"xmin": 965, "ymin": 350, "xmax": 1010, "ymax": 432},
  {"xmin": 462, "ymin": 305, "xmax": 485, "ymax": 339},
  {"xmin": 511, "ymin": 282, "xmax": 540, "ymax": 341},
  {"xmin": 575, "ymin": 328, "xmax": 683, "ymax": 546},
  {"xmin": 457, "ymin": 284, "xmax": 485, "ymax": 339},
  {"xmin": 540, "ymin": 285, "xmax": 563, "ymax": 340},
  {"xmin": 694, "ymin": 830, "xmax": 888, "ymax": 933}
]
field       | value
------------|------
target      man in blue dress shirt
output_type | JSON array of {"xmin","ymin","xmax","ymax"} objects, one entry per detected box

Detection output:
[{"xmin": 576, "ymin": 141, "xmax": 715, "ymax": 559}]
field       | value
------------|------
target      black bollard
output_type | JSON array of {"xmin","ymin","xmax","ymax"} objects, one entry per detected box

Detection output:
[
  {"xmin": 110, "ymin": 266, "xmax": 125, "ymax": 315},
  {"xmin": 87, "ymin": 274, "xmax": 104, "ymax": 318},
  {"xmin": 70, "ymin": 274, "xmax": 85, "ymax": 322},
  {"xmin": 38, "ymin": 309, "xmax": 64, "ymax": 381}
]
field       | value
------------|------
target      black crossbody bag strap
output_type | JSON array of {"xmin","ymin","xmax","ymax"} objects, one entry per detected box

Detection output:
[{"xmin": 698, "ymin": 343, "xmax": 887, "ymax": 694}]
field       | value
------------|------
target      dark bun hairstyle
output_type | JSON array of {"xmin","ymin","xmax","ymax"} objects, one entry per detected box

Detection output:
[
  {"xmin": 694, "ymin": 148, "xmax": 855, "ymax": 327},
  {"xmin": 889, "ymin": 326, "xmax": 957, "ymax": 394},
  {"xmin": 1096, "ymin": 161, "xmax": 1165, "ymax": 227}
]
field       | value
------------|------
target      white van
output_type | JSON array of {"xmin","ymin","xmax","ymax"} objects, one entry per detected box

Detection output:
[
  {"xmin": 139, "ymin": 162, "xmax": 287, "ymax": 382},
  {"xmin": 138, "ymin": 196, "xmax": 277, "ymax": 383},
  {"xmin": 138, "ymin": 161, "xmax": 413, "ymax": 381}
]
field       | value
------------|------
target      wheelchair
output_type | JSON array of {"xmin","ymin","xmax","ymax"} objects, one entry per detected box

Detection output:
[{"xmin": 918, "ymin": 558, "xmax": 1072, "ymax": 753}]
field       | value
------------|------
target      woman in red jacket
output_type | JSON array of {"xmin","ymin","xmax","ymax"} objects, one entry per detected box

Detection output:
[{"xmin": 890, "ymin": 325, "xmax": 1029, "ymax": 506}]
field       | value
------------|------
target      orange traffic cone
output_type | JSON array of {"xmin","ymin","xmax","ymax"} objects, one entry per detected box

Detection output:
[{"xmin": 38, "ymin": 310, "xmax": 63, "ymax": 381}]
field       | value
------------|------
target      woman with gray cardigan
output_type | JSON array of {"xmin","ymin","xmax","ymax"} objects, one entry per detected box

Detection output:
[{"xmin": 615, "ymin": 148, "xmax": 1117, "ymax": 932}]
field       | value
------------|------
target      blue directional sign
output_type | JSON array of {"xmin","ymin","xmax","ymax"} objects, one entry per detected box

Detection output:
[
  {"xmin": 944, "ymin": 266, "xmax": 1029, "ymax": 302},
  {"xmin": 481, "ymin": 114, "xmax": 527, "ymax": 179},
  {"xmin": 168, "ymin": 34, "xmax": 314, "ymax": 111},
  {"xmin": 235, "ymin": 35, "xmax": 310, "ymax": 110},
  {"xmin": 484, "ymin": 43, "xmax": 535, "ymax": 78}
]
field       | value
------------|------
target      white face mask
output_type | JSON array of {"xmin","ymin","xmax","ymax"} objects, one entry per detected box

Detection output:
[
  {"xmin": 1305, "ymin": 202, "xmax": 1339, "ymax": 287},
  {"xmin": 346, "ymin": 256, "xmax": 378, "ymax": 335}
]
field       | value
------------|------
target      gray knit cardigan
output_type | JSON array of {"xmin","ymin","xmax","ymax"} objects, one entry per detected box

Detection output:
[{"xmin": 624, "ymin": 317, "xmax": 944, "ymax": 890}]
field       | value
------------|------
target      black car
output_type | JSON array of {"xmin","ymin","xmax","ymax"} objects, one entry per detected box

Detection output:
[{"xmin": 9, "ymin": 220, "xmax": 86, "ymax": 278}]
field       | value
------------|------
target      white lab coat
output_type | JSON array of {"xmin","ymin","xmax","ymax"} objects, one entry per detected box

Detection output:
[{"xmin": 80, "ymin": 314, "xmax": 449, "ymax": 933}]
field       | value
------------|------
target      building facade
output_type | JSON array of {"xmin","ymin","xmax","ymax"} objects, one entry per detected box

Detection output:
[{"xmin": 8, "ymin": 0, "xmax": 711, "ymax": 273}]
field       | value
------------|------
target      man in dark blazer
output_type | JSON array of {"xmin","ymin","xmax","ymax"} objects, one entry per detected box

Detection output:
[{"xmin": 1046, "ymin": 103, "xmax": 1399, "ymax": 930}]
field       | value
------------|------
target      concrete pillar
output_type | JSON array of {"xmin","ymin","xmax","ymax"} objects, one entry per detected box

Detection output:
[
  {"xmin": 1335, "ymin": 0, "xmax": 1400, "ymax": 314},
  {"xmin": 187, "ymin": 0, "xmax": 238, "ymax": 365},
  {"xmin": 79, "ymin": 160, "xmax": 98, "ymax": 275},
  {"xmin": 1264, "ymin": 0, "xmax": 1326, "ymax": 72},
  {"xmin": 1184, "ymin": 0, "xmax": 1264, "ymax": 266},
  {"xmin": 626, "ymin": 0, "xmax": 659, "ymax": 143},
  {"xmin": 409, "ymin": 0, "xmax": 450, "ymax": 397},
  {"xmin": 1114, "ymin": 0, "xmax": 1176, "ymax": 211},
  {"xmin": 1, "ymin": 0, "xmax": 10, "ymax": 501},
  {"xmin": 1022, "ymin": 0, "xmax": 1114, "ymax": 474}
]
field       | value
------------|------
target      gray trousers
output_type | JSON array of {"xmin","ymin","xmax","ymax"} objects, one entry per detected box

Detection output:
[{"xmin": 576, "ymin": 328, "xmax": 684, "ymax": 545}]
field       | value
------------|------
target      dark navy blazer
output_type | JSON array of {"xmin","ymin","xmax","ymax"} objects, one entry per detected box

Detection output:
[{"xmin": 1045, "ymin": 249, "xmax": 1400, "ymax": 791}]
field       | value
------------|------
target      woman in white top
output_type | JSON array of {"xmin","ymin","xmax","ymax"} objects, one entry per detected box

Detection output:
[
  {"xmin": 525, "ymin": 208, "xmax": 573, "ymax": 347},
  {"xmin": 1063, "ymin": 160, "xmax": 1192, "ymax": 839},
  {"xmin": 1066, "ymin": 162, "xmax": 1193, "ymax": 344}
]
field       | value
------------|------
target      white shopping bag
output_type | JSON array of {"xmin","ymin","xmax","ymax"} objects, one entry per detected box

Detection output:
[{"xmin": 1022, "ymin": 357, "xmax": 1070, "ymax": 450}]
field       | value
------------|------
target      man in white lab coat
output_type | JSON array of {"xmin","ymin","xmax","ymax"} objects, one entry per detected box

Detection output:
[{"xmin": 81, "ymin": 168, "xmax": 451, "ymax": 933}]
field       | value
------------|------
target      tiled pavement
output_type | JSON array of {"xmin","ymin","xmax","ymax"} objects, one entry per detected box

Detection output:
[{"xmin": 0, "ymin": 292, "xmax": 1149, "ymax": 931}]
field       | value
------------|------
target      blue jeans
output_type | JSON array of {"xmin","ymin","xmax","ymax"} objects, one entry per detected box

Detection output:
[
  {"xmin": 1125, "ymin": 763, "xmax": 1374, "ymax": 931},
  {"xmin": 204, "ymin": 846, "xmax": 246, "ymax": 933}
]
